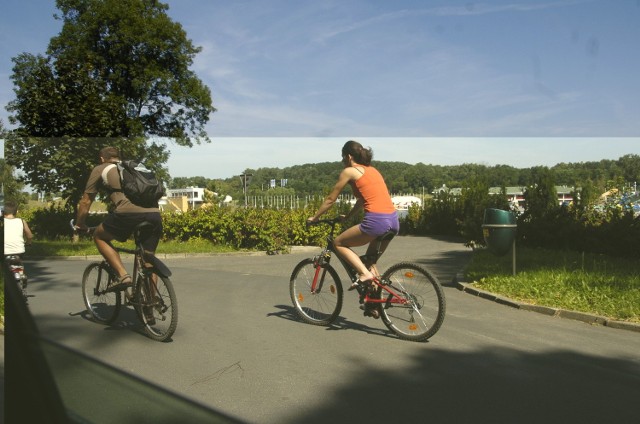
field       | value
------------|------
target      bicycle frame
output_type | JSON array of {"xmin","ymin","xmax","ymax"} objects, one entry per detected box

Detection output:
[
  {"xmin": 71, "ymin": 219, "xmax": 170, "ymax": 305},
  {"xmin": 293, "ymin": 219, "xmax": 446, "ymax": 341},
  {"xmin": 310, "ymin": 219, "xmax": 409, "ymax": 308},
  {"xmin": 74, "ymin": 219, "xmax": 178, "ymax": 341}
]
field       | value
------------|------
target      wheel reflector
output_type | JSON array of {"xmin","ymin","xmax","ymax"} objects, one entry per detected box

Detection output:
[
  {"xmin": 330, "ymin": 285, "xmax": 335, "ymax": 294},
  {"xmin": 405, "ymin": 272, "xmax": 415, "ymax": 278},
  {"xmin": 298, "ymin": 293, "xmax": 304, "ymax": 302}
]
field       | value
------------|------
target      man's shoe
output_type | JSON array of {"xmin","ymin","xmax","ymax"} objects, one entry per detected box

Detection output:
[
  {"xmin": 106, "ymin": 274, "xmax": 133, "ymax": 292},
  {"xmin": 348, "ymin": 278, "xmax": 374, "ymax": 291}
]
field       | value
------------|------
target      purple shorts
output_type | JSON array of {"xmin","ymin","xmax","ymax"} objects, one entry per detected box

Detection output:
[{"xmin": 359, "ymin": 211, "xmax": 400, "ymax": 237}]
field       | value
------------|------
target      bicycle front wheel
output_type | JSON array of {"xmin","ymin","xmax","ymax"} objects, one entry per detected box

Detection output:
[
  {"xmin": 379, "ymin": 262, "xmax": 446, "ymax": 342},
  {"xmin": 82, "ymin": 262, "xmax": 121, "ymax": 324},
  {"xmin": 290, "ymin": 258, "xmax": 343, "ymax": 326},
  {"xmin": 135, "ymin": 274, "xmax": 178, "ymax": 342}
]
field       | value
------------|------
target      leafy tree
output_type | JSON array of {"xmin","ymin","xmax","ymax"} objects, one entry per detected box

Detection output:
[
  {"xmin": 617, "ymin": 154, "xmax": 640, "ymax": 184},
  {"xmin": 572, "ymin": 179, "xmax": 599, "ymax": 214},
  {"xmin": 459, "ymin": 177, "xmax": 509, "ymax": 242},
  {"xmin": 5, "ymin": 0, "xmax": 215, "ymax": 207},
  {"xmin": 522, "ymin": 168, "xmax": 558, "ymax": 221},
  {"xmin": 0, "ymin": 158, "xmax": 24, "ymax": 206},
  {"xmin": 1, "ymin": 120, "xmax": 26, "ymax": 205},
  {"xmin": 170, "ymin": 176, "xmax": 214, "ymax": 190}
]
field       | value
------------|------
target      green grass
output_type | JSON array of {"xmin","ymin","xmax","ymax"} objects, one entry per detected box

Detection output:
[
  {"xmin": 465, "ymin": 247, "xmax": 640, "ymax": 323},
  {"xmin": 25, "ymin": 238, "xmax": 239, "ymax": 257}
]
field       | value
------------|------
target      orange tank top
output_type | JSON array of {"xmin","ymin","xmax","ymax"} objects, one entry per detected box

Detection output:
[{"xmin": 350, "ymin": 166, "xmax": 396, "ymax": 213}]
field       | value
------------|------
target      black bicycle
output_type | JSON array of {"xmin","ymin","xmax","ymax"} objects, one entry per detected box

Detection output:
[
  {"xmin": 290, "ymin": 218, "xmax": 446, "ymax": 342},
  {"xmin": 71, "ymin": 220, "xmax": 178, "ymax": 342}
]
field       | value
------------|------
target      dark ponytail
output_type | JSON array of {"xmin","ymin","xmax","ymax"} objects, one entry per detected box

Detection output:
[{"xmin": 342, "ymin": 140, "xmax": 373, "ymax": 166}]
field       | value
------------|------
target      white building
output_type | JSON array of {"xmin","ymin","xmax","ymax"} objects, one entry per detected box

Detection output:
[
  {"xmin": 391, "ymin": 195, "xmax": 422, "ymax": 210},
  {"xmin": 166, "ymin": 187, "xmax": 206, "ymax": 209}
]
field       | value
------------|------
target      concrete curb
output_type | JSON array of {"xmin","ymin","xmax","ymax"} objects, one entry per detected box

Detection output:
[{"xmin": 455, "ymin": 274, "xmax": 640, "ymax": 334}]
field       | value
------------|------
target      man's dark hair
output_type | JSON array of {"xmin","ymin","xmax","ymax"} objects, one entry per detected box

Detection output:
[
  {"xmin": 99, "ymin": 147, "xmax": 120, "ymax": 161},
  {"xmin": 3, "ymin": 200, "xmax": 18, "ymax": 216}
]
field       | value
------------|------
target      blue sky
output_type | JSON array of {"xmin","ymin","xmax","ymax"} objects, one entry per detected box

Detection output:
[{"xmin": 1, "ymin": 0, "xmax": 638, "ymax": 179}]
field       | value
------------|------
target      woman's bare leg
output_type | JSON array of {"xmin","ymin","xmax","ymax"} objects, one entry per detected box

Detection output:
[{"xmin": 333, "ymin": 224, "xmax": 376, "ymax": 281}]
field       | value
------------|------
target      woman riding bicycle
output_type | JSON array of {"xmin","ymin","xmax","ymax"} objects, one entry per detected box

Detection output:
[{"xmin": 307, "ymin": 140, "xmax": 399, "ymax": 288}]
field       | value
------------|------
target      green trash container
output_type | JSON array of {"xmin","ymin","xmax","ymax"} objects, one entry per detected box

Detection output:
[{"xmin": 482, "ymin": 208, "xmax": 517, "ymax": 256}]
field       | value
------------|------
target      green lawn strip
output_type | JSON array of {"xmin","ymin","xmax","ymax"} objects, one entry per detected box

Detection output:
[
  {"xmin": 25, "ymin": 238, "xmax": 240, "ymax": 257},
  {"xmin": 466, "ymin": 247, "xmax": 640, "ymax": 323}
]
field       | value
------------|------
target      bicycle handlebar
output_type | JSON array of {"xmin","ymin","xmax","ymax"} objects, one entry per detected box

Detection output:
[{"xmin": 70, "ymin": 219, "xmax": 97, "ymax": 233}]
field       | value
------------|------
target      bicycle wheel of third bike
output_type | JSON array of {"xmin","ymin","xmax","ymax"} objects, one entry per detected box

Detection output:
[
  {"xmin": 135, "ymin": 274, "xmax": 178, "ymax": 342},
  {"xmin": 82, "ymin": 262, "xmax": 121, "ymax": 324},
  {"xmin": 290, "ymin": 258, "xmax": 343, "ymax": 326},
  {"xmin": 380, "ymin": 262, "xmax": 446, "ymax": 342}
]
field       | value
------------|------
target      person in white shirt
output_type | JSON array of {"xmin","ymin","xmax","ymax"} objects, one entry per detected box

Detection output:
[{"xmin": 3, "ymin": 200, "xmax": 33, "ymax": 256}]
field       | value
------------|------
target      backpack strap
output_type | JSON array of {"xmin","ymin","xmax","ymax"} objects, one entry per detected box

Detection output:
[{"xmin": 101, "ymin": 163, "xmax": 122, "ymax": 192}]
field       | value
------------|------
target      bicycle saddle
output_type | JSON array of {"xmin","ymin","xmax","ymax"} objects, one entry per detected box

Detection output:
[
  {"xmin": 4, "ymin": 255, "xmax": 23, "ymax": 265},
  {"xmin": 376, "ymin": 231, "xmax": 396, "ymax": 242},
  {"xmin": 135, "ymin": 221, "xmax": 155, "ymax": 231}
]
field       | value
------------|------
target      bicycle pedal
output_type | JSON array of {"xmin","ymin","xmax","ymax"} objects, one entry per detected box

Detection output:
[{"xmin": 360, "ymin": 305, "xmax": 380, "ymax": 319}]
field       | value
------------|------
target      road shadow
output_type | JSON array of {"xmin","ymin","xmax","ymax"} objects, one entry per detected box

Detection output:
[
  {"xmin": 269, "ymin": 304, "xmax": 414, "ymax": 341},
  {"xmin": 281, "ymin": 346, "xmax": 640, "ymax": 424}
]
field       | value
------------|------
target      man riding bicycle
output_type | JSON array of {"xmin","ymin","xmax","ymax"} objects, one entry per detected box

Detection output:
[{"xmin": 74, "ymin": 146, "xmax": 162, "ymax": 291}]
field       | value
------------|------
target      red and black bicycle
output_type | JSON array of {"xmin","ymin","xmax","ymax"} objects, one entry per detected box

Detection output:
[{"xmin": 289, "ymin": 218, "xmax": 446, "ymax": 342}]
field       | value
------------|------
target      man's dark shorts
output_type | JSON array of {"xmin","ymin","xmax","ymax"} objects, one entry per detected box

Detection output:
[{"xmin": 102, "ymin": 212, "xmax": 162, "ymax": 252}]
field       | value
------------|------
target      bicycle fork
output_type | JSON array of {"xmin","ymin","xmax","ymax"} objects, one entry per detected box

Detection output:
[
  {"xmin": 310, "ymin": 253, "xmax": 334, "ymax": 294},
  {"xmin": 311, "ymin": 265, "xmax": 333, "ymax": 295}
]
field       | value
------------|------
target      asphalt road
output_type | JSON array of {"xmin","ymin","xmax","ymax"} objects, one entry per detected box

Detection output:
[{"xmin": 15, "ymin": 235, "xmax": 640, "ymax": 423}]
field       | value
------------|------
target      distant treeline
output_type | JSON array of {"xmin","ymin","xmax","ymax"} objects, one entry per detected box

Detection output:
[{"xmin": 169, "ymin": 154, "xmax": 640, "ymax": 199}]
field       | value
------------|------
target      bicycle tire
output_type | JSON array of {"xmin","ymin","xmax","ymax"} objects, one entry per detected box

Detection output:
[
  {"xmin": 290, "ymin": 258, "xmax": 343, "ymax": 326},
  {"xmin": 17, "ymin": 274, "xmax": 27, "ymax": 303},
  {"xmin": 135, "ymin": 273, "xmax": 178, "ymax": 342},
  {"xmin": 379, "ymin": 262, "xmax": 446, "ymax": 342},
  {"xmin": 82, "ymin": 262, "xmax": 121, "ymax": 324}
]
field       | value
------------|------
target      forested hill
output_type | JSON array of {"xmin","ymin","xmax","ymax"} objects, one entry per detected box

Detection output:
[{"xmin": 169, "ymin": 154, "xmax": 640, "ymax": 196}]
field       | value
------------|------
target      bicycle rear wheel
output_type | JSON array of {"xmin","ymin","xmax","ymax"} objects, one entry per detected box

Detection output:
[
  {"xmin": 290, "ymin": 258, "xmax": 343, "ymax": 325},
  {"xmin": 135, "ymin": 273, "xmax": 178, "ymax": 342},
  {"xmin": 82, "ymin": 262, "xmax": 121, "ymax": 324},
  {"xmin": 379, "ymin": 262, "xmax": 446, "ymax": 342}
]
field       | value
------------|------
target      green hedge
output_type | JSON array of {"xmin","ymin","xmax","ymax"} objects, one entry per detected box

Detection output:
[
  {"xmin": 161, "ymin": 206, "xmax": 331, "ymax": 253},
  {"xmin": 19, "ymin": 197, "xmax": 639, "ymax": 259}
]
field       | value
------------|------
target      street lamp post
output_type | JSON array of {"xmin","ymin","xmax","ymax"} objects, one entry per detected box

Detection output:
[{"xmin": 239, "ymin": 173, "xmax": 253, "ymax": 207}]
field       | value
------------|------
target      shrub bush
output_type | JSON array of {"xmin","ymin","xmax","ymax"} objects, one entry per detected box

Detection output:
[{"xmin": 20, "ymin": 194, "xmax": 638, "ymax": 259}]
